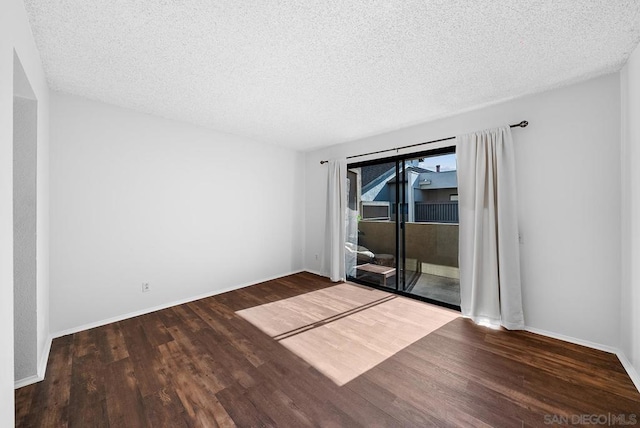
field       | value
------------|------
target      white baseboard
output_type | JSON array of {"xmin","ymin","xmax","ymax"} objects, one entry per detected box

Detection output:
[
  {"xmin": 14, "ymin": 375, "xmax": 41, "ymax": 389},
  {"xmin": 52, "ymin": 269, "xmax": 305, "ymax": 339},
  {"xmin": 304, "ymin": 269, "xmax": 325, "ymax": 277},
  {"xmin": 524, "ymin": 326, "xmax": 619, "ymax": 354},
  {"xmin": 37, "ymin": 334, "xmax": 53, "ymax": 379},
  {"xmin": 525, "ymin": 326, "xmax": 640, "ymax": 393},
  {"xmin": 616, "ymin": 351, "xmax": 640, "ymax": 392},
  {"xmin": 14, "ymin": 334, "xmax": 53, "ymax": 389}
]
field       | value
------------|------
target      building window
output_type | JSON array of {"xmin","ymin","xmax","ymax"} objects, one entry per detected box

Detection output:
[{"xmin": 361, "ymin": 201, "xmax": 390, "ymax": 220}]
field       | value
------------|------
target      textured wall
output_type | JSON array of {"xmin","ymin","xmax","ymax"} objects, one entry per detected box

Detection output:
[{"xmin": 13, "ymin": 96, "xmax": 37, "ymax": 381}]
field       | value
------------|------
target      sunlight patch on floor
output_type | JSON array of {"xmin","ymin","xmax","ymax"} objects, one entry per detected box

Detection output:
[{"xmin": 237, "ymin": 283, "xmax": 460, "ymax": 386}]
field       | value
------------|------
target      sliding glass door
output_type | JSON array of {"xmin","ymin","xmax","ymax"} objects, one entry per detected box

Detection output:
[{"xmin": 346, "ymin": 148, "xmax": 461, "ymax": 310}]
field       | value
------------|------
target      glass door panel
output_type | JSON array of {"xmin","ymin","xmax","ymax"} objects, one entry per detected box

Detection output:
[
  {"xmin": 402, "ymin": 153, "xmax": 460, "ymax": 307},
  {"xmin": 347, "ymin": 161, "xmax": 397, "ymax": 290}
]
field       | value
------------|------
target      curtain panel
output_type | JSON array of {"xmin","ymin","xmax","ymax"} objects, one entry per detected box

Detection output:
[
  {"xmin": 456, "ymin": 126, "xmax": 525, "ymax": 329},
  {"xmin": 322, "ymin": 159, "xmax": 347, "ymax": 282}
]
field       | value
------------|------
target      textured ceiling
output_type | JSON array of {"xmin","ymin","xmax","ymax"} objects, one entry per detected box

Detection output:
[{"xmin": 24, "ymin": 1, "xmax": 640, "ymax": 150}]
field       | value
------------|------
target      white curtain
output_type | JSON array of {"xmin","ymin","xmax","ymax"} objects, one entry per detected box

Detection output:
[
  {"xmin": 456, "ymin": 126, "xmax": 525, "ymax": 330},
  {"xmin": 345, "ymin": 172, "xmax": 359, "ymax": 279},
  {"xmin": 322, "ymin": 159, "xmax": 347, "ymax": 282}
]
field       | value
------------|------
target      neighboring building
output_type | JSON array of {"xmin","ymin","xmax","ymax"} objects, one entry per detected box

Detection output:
[{"xmin": 359, "ymin": 161, "xmax": 459, "ymax": 223}]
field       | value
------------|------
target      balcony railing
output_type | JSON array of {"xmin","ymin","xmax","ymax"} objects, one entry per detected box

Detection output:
[{"xmin": 415, "ymin": 201, "xmax": 459, "ymax": 223}]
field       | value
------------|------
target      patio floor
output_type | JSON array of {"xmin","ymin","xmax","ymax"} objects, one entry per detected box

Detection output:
[
  {"xmin": 355, "ymin": 269, "xmax": 460, "ymax": 308},
  {"xmin": 407, "ymin": 273, "xmax": 460, "ymax": 307}
]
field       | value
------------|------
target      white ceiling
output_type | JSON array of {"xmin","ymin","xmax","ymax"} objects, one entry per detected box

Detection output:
[{"xmin": 24, "ymin": 1, "xmax": 640, "ymax": 151}]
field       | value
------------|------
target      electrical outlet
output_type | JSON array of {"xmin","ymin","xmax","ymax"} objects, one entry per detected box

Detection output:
[{"xmin": 142, "ymin": 282, "xmax": 151, "ymax": 293}]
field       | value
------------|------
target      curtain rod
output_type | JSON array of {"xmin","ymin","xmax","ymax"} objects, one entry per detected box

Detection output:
[{"xmin": 319, "ymin": 120, "xmax": 528, "ymax": 165}]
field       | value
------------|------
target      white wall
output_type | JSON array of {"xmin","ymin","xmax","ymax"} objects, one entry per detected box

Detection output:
[
  {"xmin": 621, "ymin": 43, "xmax": 640, "ymax": 380},
  {"xmin": 305, "ymin": 73, "xmax": 622, "ymax": 348},
  {"xmin": 50, "ymin": 92, "xmax": 304, "ymax": 334},
  {"xmin": 1, "ymin": 0, "xmax": 50, "ymax": 424},
  {"xmin": 13, "ymin": 95, "xmax": 38, "ymax": 381}
]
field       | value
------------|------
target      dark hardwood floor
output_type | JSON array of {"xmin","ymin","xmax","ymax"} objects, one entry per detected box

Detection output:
[{"xmin": 15, "ymin": 272, "xmax": 640, "ymax": 427}]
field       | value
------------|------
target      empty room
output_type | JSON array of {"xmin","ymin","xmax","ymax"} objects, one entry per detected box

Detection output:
[{"xmin": 3, "ymin": 1, "xmax": 640, "ymax": 426}]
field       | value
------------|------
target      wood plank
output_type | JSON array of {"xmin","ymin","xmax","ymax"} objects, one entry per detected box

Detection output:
[
  {"xmin": 96, "ymin": 323, "xmax": 129, "ymax": 364},
  {"xmin": 119, "ymin": 317, "xmax": 170, "ymax": 398},
  {"xmin": 68, "ymin": 331, "xmax": 109, "ymax": 428},
  {"xmin": 104, "ymin": 358, "xmax": 148, "ymax": 427},
  {"xmin": 157, "ymin": 341, "xmax": 234, "ymax": 427}
]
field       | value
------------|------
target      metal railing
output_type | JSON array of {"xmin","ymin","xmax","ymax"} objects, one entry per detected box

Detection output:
[{"xmin": 414, "ymin": 201, "xmax": 459, "ymax": 223}]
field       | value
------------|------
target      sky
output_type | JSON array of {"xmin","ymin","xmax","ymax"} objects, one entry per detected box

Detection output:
[{"xmin": 417, "ymin": 153, "xmax": 456, "ymax": 171}]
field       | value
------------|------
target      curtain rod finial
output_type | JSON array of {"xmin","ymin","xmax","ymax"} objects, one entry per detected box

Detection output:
[
  {"xmin": 320, "ymin": 160, "xmax": 328, "ymax": 165},
  {"xmin": 519, "ymin": 120, "xmax": 528, "ymax": 128}
]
